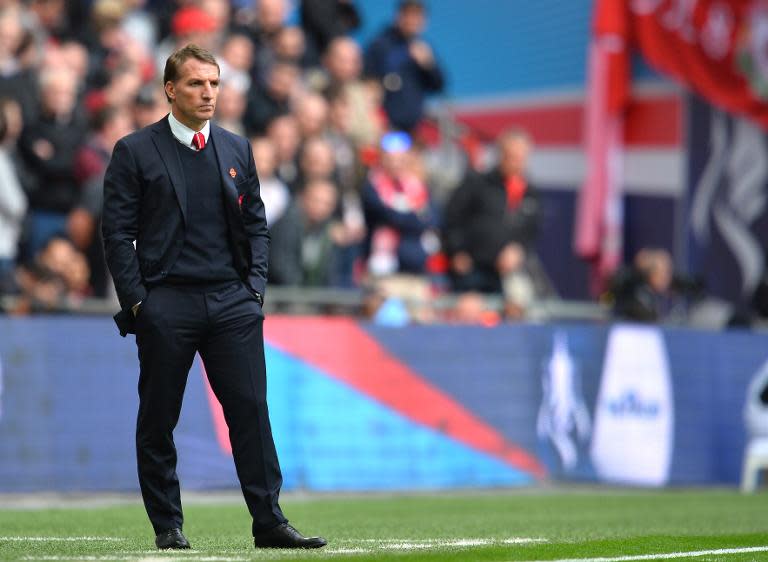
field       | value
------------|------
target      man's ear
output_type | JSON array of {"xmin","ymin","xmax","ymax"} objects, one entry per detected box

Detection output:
[{"xmin": 165, "ymin": 81, "xmax": 175, "ymax": 100}]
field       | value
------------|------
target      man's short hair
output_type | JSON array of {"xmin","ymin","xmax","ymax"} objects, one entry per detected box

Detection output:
[
  {"xmin": 497, "ymin": 127, "xmax": 532, "ymax": 149},
  {"xmin": 162, "ymin": 44, "xmax": 220, "ymax": 102},
  {"xmin": 398, "ymin": 0, "xmax": 425, "ymax": 13}
]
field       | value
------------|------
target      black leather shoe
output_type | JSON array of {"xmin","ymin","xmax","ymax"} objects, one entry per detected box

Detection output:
[
  {"xmin": 155, "ymin": 528, "xmax": 190, "ymax": 549},
  {"xmin": 253, "ymin": 523, "xmax": 327, "ymax": 549}
]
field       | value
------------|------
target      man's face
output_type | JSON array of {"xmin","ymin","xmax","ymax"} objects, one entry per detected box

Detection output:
[
  {"xmin": 165, "ymin": 58, "xmax": 219, "ymax": 130},
  {"xmin": 326, "ymin": 39, "xmax": 361, "ymax": 82},
  {"xmin": 397, "ymin": 7, "xmax": 425, "ymax": 38},
  {"xmin": 302, "ymin": 182, "xmax": 337, "ymax": 224},
  {"xmin": 301, "ymin": 140, "xmax": 334, "ymax": 180},
  {"xmin": 499, "ymin": 138, "xmax": 530, "ymax": 177},
  {"xmin": 41, "ymin": 71, "xmax": 77, "ymax": 118},
  {"xmin": 381, "ymin": 149, "xmax": 409, "ymax": 177}
]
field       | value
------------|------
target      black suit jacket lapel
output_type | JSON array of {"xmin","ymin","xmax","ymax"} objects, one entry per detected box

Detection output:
[
  {"xmin": 151, "ymin": 117, "xmax": 187, "ymax": 222},
  {"xmin": 210, "ymin": 124, "xmax": 240, "ymax": 208},
  {"xmin": 210, "ymin": 124, "xmax": 252, "ymax": 278}
]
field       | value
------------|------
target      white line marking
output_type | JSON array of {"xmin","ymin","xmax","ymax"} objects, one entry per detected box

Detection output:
[
  {"xmin": 22, "ymin": 553, "xmax": 250, "ymax": 562},
  {"xmin": 350, "ymin": 537, "xmax": 547, "ymax": 551},
  {"xmin": 357, "ymin": 537, "xmax": 545, "ymax": 545},
  {"xmin": 520, "ymin": 545, "xmax": 768, "ymax": 562},
  {"xmin": 2, "ymin": 536, "xmax": 126, "ymax": 542}
]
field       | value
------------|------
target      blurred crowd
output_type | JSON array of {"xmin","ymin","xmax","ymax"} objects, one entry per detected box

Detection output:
[
  {"xmin": 0, "ymin": 0, "xmax": 561, "ymax": 324},
  {"xmin": 0, "ymin": 0, "xmax": 707, "ymax": 326}
]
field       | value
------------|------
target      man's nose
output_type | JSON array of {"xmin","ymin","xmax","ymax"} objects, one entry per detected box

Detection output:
[{"xmin": 202, "ymin": 84, "xmax": 213, "ymax": 99}]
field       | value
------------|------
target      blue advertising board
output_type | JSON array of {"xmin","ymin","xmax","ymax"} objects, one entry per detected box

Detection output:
[{"xmin": 0, "ymin": 316, "xmax": 765, "ymax": 492}]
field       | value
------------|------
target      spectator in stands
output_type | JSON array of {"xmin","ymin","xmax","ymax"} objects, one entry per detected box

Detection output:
[
  {"xmin": 13, "ymin": 236, "xmax": 90, "ymax": 314},
  {"xmin": 28, "ymin": 0, "xmax": 68, "ymax": 41},
  {"xmin": 133, "ymin": 82, "xmax": 168, "ymax": 128},
  {"xmin": 362, "ymin": 131, "xmax": 438, "ymax": 278},
  {"xmin": 0, "ymin": 98, "xmax": 27, "ymax": 294},
  {"xmin": 18, "ymin": 64, "xmax": 87, "ymax": 257},
  {"xmin": 320, "ymin": 88, "xmax": 367, "ymax": 286},
  {"xmin": 321, "ymin": 37, "xmax": 383, "ymax": 148},
  {"xmin": 200, "ymin": 0, "xmax": 232, "ymax": 33},
  {"xmin": 242, "ymin": 0, "xmax": 290, "ymax": 84},
  {"xmin": 294, "ymin": 91, "xmax": 329, "ymax": 139},
  {"xmin": 250, "ymin": 136, "xmax": 290, "ymax": 226},
  {"xmin": 443, "ymin": 129, "xmax": 540, "ymax": 307},
  {"xmin": 297, "ymin": 133, "xmax": 366, "ymax": 283},
  {"xmin": 363, "ymin": 0, "xmax": 444, "ymax": 133},
  {"xmin": 71, "ymin": 105, "xmax": 134, "ymax": 297},
  {"xmin": 0, "ymin": 7, "xmax": 24, "ymax": 78},
  {"xmin": 155, "ymin": 5, "xmax": 219, "ymax": 73},
  {"xmin": 37, "ymin": 236, "xmax": 90, "ymax": 298},
  {"xmin": 80, "ymin": 1, "xmax": 153, "ymax": 115},
  {"xmin": 0, "ymin": 95, "xmax": 35, "ymax": 213},
  {"xmin": 11, "ymin": 261, "xmax": 68, "ymax": 313},
  {"xmin": 244, "ymin": 60, "xmax": 299, "ymax": 135},
  {"xmin": 94, "ymin": 65, "xmax": 145, "ymax": 114},
  {"xmin": 300, "ymin": 0, "xmax": 360, "ymax": 66},
  {"xmin": 272, "ymin": 26, "xmax": 307, "ymax": 68},
  {"xmin": 219, "ymin": 33, "xmax": 254, "ymax": 93},
  {"xmin": 610, "ymin": 248, "xmax": 694, "ymax": 323},
  {"xmin": 325, "ymin": 85, "xmax": 363, "ymax": 195},
  {"xmin": 296, "ymin": 135, "xmax": 336, "ymax": 191},
  {"xmin": 267, "ymin": 113, "xmax": 301, "ymax": 185},
  {"xmin": 121, "ymin": 0, "xmax": 158, "ymax": 50},
  {"xmin": 82, "ymin": 0, "xmax": 131, "ymax": 94},
  {"xmin": 0, "ymin": 7, "xmax": 38, "ymax": 122},
  {"xmin": 251, "ymin": 0, "xmax": 289, "ymax": 41},
  {"xmin": 215, "ymin": 81, "xmax": 247, "ymax": 135},
  {"xmin": 269, "ymin": 178, "xmax": 343, "ymax": 287}
]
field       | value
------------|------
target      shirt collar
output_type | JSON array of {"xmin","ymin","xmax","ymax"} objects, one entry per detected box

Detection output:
[{"xmin": 167, "ymin": 111, "xmax": 210, "ymax": 150}]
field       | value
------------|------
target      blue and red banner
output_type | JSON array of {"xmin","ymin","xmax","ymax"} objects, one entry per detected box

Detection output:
[{"xmin": 0, "ymin": 315, "xmax": 765, "ymax": 492}]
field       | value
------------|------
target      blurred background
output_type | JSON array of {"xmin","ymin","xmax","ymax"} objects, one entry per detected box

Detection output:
[{"xmin": 2, "ymin": 0, "xmax": 768, "ymax": 495}]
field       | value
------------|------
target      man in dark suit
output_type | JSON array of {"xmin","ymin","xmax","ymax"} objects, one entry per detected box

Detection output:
[{"xmin": 102, "ymin": 44, "xmax": 326, "ymax": 551}]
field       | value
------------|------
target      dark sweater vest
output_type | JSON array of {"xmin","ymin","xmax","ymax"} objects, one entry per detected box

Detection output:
[{"xmin": 167, "ymin": 137, "xmax": 239, "ymax": 284}]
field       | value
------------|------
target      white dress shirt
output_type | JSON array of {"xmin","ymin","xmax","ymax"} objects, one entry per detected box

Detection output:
[{"xmin": 167, "ymin": 111, "xmax": 210, "ymax": 151}]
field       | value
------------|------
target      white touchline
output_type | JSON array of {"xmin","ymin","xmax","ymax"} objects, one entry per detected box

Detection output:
[
  {"xmin": 1, "ymin": 537, "xmax": 126, "ymax": 542},
  {"xmin": 22, "ymin": 552, "xmax": 250, "ymax": 562},
  {"xmin": 519, "ymin": 545, "xmax": 768, "ymax": 562},
  {"xmin": 357, "ymin": 537, "xmax": 546, "ymax": 545}
]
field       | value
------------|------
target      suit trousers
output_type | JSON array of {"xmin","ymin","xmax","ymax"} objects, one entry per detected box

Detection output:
[{"xmin": 134, "ymin": 280, "xmax": 287, "ymax": 535}]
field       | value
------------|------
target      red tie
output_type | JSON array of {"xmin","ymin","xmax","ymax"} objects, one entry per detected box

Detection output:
[
  {"xmin": 193, "ymin": 131, "xmax": 205, "ymax": 151},
  {"xmin": 505, "ymin": 175, "xmax": 526, "ymax": 209}
]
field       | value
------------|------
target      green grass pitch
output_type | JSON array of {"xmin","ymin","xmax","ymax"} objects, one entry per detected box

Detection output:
[{"xmin": 1, "ymin": 489, "xmax": 767, "ymax": 561}]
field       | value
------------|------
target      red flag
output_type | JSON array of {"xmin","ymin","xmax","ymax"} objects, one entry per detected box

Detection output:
[{"xmin": 574, "ymin": 0, "xmax": 630, "ymax": 295}]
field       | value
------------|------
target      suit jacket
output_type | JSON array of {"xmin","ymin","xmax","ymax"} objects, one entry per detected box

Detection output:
[
  {"xmin": 442, "ymin": 168, "xmax": 539, "ymax": 270},
  {"xmin": 102, "ymin": 116, "xmax": 270, "ymax": 336}
]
